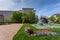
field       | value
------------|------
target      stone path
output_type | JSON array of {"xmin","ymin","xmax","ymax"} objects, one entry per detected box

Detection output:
[{"xmin": 0, "ymin": 24, "xmax": 23, "ymax": 40}]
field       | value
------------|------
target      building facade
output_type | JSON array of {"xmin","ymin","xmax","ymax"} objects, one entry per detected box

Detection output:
[
  {"xmin": 20, "ymin": 8, "xmax": 35, "ymax": 13},
  {"xmin": 0, "ymin": 14, "xmax": 4, "ymax": 24},
  {"xmin": 0, "ymin": 8, "xmax": 35, "ymax": 22}
]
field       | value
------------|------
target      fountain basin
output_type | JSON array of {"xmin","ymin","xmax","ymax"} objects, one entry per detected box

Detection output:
[{"xmin": 32, "ymin": 23, "xmax": 60, "ymax": 29}]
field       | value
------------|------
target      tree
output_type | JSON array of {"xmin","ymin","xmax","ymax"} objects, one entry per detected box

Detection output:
[
  {"xmin": 49, "ymin": 16, "xmax": 55, "ymax": 22},
  {"xmin": 22, "ymin": 13, "xmax": 27, "ymax": 23},
  {"xmin": 49, "ymin": 13, "xmax": 60, "ymax": 23},
  {"xmin": 40, "ymin": 16, "xmax": 48, "ymax": 23},
  {"xmin": 57, "ymin": 15, "xmax": 60, "ymax": 23},
  {"xmin": 25, "ymin": 11, "xmax": 38, "ymax": 23},
  {"xmin": 11, "ymin": 11, "xmax": 38, "ymax": 23},
  {"xmin": 11, "ymin": 12, "xmax": 23, "ymax": 23}
]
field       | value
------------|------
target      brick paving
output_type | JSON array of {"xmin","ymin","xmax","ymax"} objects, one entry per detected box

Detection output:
[{"xmin": 0, "ymin": 24, "xmax": 23, "ymax": 40}]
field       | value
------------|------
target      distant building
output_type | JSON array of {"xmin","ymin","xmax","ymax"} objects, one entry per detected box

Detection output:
[
  {"xmin": 0, "ymin": 8, "xmax": 36, "ymax": 22},
  {"xmin": 52, "ymin": 13, "xmax": 60, "ymax": 22},
  {"xmin": 20, "ymin": 8, "xmax": 35, "ymax": 13},
  {"xmin": 0, "ymin": 14, "xmax": 4, "ymax": 23}
]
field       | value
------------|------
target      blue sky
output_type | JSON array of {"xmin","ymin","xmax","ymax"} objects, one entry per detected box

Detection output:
[{"xmin": 0, "ymin": 0, "xmax": 60, "ymax": 17}]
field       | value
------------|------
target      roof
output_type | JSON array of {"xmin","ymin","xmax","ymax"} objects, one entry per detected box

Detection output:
[{"xmin": 22, "ymin": 8, "xmax": 34, "ymax": 10}]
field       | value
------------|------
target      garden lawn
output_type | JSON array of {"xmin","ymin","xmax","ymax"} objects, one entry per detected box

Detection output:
[{"xmin": 13, "ymin": 24, "xmax": 60, "ymax": 40}]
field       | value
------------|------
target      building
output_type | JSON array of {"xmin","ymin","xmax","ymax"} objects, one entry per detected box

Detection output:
[
  {"xmin": 51, "ymin": 13, "xmax": 60, "ymax": 23},
  {"xmin": 0, "ymin": 14, "xmax": 4, "ymax": 24},
  {"xmin": 20, "ymin": 8, "xmax": 35, "ymax": 13},
  {"xmin": 0, "ymin": 8, "xmax": 35, "ymax": 22},
  {"xmin": 0, "ymin": 10, "xmax": 17, "ymax": 22}
]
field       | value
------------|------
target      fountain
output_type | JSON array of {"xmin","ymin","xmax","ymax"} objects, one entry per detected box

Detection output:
[{"xmin": 32, "ymin": 17, "xmax": 60, "ymax": 29}]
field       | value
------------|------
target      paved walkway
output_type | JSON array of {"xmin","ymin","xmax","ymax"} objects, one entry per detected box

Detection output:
[{"xmin": 0, "ymin": 24, "xmax": 23, "ymax": 40}]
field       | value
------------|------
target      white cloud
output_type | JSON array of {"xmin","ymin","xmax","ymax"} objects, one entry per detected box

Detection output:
[
  {"xmin": 0, "ymin": 0, "xmax": 26, "ymax": 11},
  {"xmin": 0, "ymin": 0, "xmax": 43, "ymax": 11},
  {"xmin": 47, "ymin": 3, "xmax": 60, "ymax": 14},
  {"xmin": 14, "ymin": 0, "xmax": 34, "ymax": 10},
  {"xmin": 54, "ymin": 3, "xmax": 60, "ymax": 7},
  {"xmin": 48, "ymin": 7, "xmax": 60, "ymax": 14},
  {"xmin": 0, "ymin": 0, "xmax": 15, "ymax": 10},
  {"xmin": 0, "ymin": 0, "xmax": 4, "ymax": 2},
  {"xmin": 18, "ymin": 0, "xmax": 42, "ymax": 9},
  {"xmin": 38, "ymin": 3, "xmax": 60, "ymax": 17}
]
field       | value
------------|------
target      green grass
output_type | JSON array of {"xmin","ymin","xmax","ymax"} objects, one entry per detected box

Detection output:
[{"xmin": 13, "ymin": 24, "xmax": 60, "ymax": 40}]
